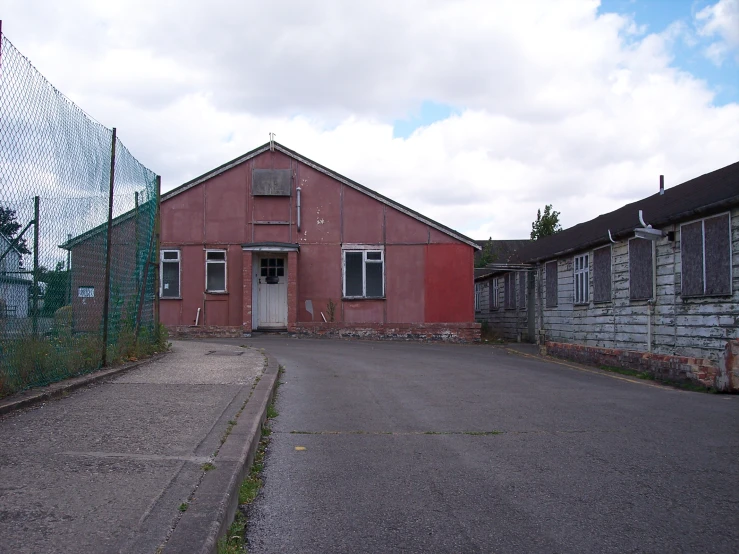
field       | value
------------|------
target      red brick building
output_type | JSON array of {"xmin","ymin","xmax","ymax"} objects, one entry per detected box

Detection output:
[{"xmin": 159, "ymin": 142, "xmax": 480, "ymax": 340}]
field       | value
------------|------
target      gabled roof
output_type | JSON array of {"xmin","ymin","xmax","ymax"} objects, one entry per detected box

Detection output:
[
  {"xmin": 162, "ymin": 141, "xmax": 480, "ymax": 250},
  {"xmin": 475, "ymin": 239, "xmax": 531, "ymax": 264},
  {"xmin": 60, "ymin": 209, "xmax": 146, "ymax": 250},
  {"xmin": 474, "ymin": 267, "xmax": 494, "ymax": 280},
  {"xmin": 518, "ymin": 160, "xmax": 739, "ymax": 263}
]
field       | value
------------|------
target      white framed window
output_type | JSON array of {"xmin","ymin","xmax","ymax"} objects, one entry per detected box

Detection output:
[
  {"xmin": 343, "ymin": 248, "xmax": 384, "ymax": 298},
  {"xmin": 206, "ymin": 249, "xmax": 227, "ymax": 292},
  {"xmin": 160, "ymin": 250, "xmax": 181, "ymax": 298},
  {"xmin": 475, "ymin": 283, "xmax": 482, "ymax": 312},
  {"xmin": 78, "ymin": 286, "xmax": 95, "ymax": 298},
  {"xmin": 492, "ymin": 277, "xmax": 500, "ymax": 309},
  {"xmin": 574, "ymin": 253, "xmax": 589, "ymax": 304}
]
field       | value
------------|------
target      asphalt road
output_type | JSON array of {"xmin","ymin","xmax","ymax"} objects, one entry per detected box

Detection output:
[{"xmin": 212, "ymin": 337, "xmax": 739, "ymax": 554}]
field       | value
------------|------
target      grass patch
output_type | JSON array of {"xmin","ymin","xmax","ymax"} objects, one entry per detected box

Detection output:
[
  {"xmin": 0, "ymin": 323, "xmax": 169, "ymax": 398},
  {"xmin": 218, "ymin": 511, "xmax": 247, "ymax": 554},
  {"xmin": 598, "ymin": 365, "xmax": 655, "ymax": 380},
  {"xmin": 178, "ymin": 502, "xmax": 188, "ymax": 512},
  {"xmin": 463, "ymin": 431, "xmax": 503, "ymax": 436},
  {"xmin": 216, "ymin": 366, "xmax": 282, "ymax": 554},
  {"xmin": 597, "ymin": 364, "xmax": 716, "ymax": 392},
  {"xmin": 201, "ymin": 462, "xmax": 216, "ymax": 472},
  {"xmin": 266, "ymin": 404, "xmax": 279, "ymax": 419}
]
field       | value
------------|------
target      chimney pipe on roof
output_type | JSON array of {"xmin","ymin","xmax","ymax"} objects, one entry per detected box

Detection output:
[{"xmin": 659, "ymin": 175, "xmax": 664, "ymax": 195}]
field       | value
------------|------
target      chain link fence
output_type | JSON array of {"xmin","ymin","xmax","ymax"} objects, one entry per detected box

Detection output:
[{"xmin": 0, "ymin": 30, "xmax": 162, "ymax": 397}]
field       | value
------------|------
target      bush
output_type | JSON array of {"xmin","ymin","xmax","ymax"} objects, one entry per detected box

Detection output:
[{"xmin": 0, "ymin": 323, "xmax": 169, "ymax": 398}]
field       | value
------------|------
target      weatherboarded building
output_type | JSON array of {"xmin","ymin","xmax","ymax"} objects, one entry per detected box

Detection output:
[
  {"xmin": 475, "ymin": 161, "xmax": 739, "ymax": 390},
  {"xmin": 158, "ymin": 142, "xmax": 480, "ymax": 340}
]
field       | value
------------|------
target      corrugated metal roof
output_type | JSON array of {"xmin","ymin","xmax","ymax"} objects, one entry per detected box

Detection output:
[{"xmin": 516, "ymin": 160, "xmax": 739, "ymax": 263}]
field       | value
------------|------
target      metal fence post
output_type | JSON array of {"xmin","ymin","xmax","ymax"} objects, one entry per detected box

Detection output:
[
  {"xmin": 101, "ymin": 128, "xmax": 117, "ymax": 366},
  {"xmin": 154, "ymin": 175, "xmax": 161, "ymax": 333},
  {"xmin": 32, "ymin": 195, "xmax": 39, "ymax": 336}
]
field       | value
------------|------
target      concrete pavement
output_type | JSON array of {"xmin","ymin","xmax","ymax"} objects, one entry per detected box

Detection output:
[
  {"xmin": 0, "ymin": 339, "xmax": 278, "ymax": 554},
  {"xmin": 223, "ymin": 336, "xmax": 739, "ymax": 554}
]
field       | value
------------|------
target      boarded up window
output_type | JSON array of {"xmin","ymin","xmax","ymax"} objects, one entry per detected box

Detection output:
[
  {"xmin": 629, "ymin": 238, "xmax": 653, "ymax": 301},
  {"xmin": 545, "ymin": 261, "xmax": 558, "ymax": 307},
  {"xmin": 518, "ymin": 271, "xmax": 526, "ymax": 309},
  {"xmin": 504, "ymin": 273, "xmax": 517, "ymax": 310},
  {"xmin": 682, "ymin": 214, "xmax": 732, "ymax": 296},
  {"xmin": 252, "ymin": 169, "xmax": 292, "ymax": 196},
  {"xmin": 680, "ymin": 221, "xmax": 704, "ymax": 296},
  {"xmin": 705, "ymin": 214, "xmax": 731, "ymax": 295},
  {"xmin": 592, "ymin": 246, "xmax": 611, "ymax": 303}
]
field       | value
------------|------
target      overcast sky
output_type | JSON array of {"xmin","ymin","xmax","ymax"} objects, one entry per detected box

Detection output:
[{"xmin": 2, "ymin": 0, "xmax": 738, "ymax": 240}]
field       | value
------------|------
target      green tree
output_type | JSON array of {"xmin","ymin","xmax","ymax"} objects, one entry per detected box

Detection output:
[
  {"xmin": 530, "ymin": 204, "xmax": 562, "ymax": 240},
  {"xmin": 38, "ymin": 261, "xmax": 70, "ymax": 315},
  {"xmin": 475, "ymin": 237, "xmax": 498, "ymax": 268},
  {"xmin": 0, "ymin": 206, "xmax": 31, "ymax": 254}
]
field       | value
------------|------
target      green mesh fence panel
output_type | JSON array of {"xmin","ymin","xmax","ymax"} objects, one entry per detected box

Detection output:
[{"xmin": 0, "ymin": 32, "xmax": 160, "ymax": 397}]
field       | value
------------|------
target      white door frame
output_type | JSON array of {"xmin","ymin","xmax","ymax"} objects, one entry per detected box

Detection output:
[{"xmin": 252, "ymin": 253, "xmax": 288, "ymax": 329}]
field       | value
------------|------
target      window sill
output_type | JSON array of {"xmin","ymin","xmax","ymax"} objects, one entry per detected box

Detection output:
[
  {"xmin": 592, "ymin": 300, "xmax": 611, "ymax": 305},
  {"xmin": 574, "ymin": 303, "xmax": 590, "ymax": 308},
  {"xmin": 160, "ymin": 296, "xmax": 182, "ymax": 300},
  {"xmin": 206, "ymin": 291, "xmax": 229, "ymax": 295},
  {"xmin": 342, "ymin": 297, "xmax": 386, "ymax": 301},
  {"xmin": 681, "ymin": 293, "xmax": 732, "ymax": 300}
]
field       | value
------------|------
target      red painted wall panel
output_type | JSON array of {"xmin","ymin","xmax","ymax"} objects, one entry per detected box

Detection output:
[
  {"xmin": 204, "ymin": 165, "xmax": 248, "ymax": 244},
  {"xmin": 252, "ymin": 196, "xmax": 290, "ymax": 223},
  {"xmin": 179, "ymin": 245, "xmax": 205, "ymax": 325},
  {"xmin": 204, "ymin": 296, "xmax": 228, "ymax": 326},
  {"xmin": 429, "ymin": 227, "xmax": 458, "ymax": 244},
  {"xmin": 162, "ymin": 187, "xmax": 204, "ymax": 243},
  {"xmin": 385, "ymin": 245, "xmax": 425, "ymax": 323},
  {"xmin": 253, "ymin": 225, "xmax": 291, "ymax": 243},
  {"xmin": 252, "ymin": 150, "xmax": 292, "ymax": 170},
  {"xmin": 386, "ymin": 207, "xmax": 429, "ymax": 244},
  {"xmin": 296, "ymin": 164, "xmax": 341, "ymax": 245},
  {"xmin": 343, "ymin": 300, "xmax": 384, "ymax": 323},
  {"xmin": 296, "ymin": 244, "xmax": 342, "ymax": 322},
  {"xmin": 159, "ymin": 299, "xmax": 182, "ymax": 326},
  {"xmin": 424, "ymin": 244, "xmax": 474, "ymax": 323},
  {"xmin": 342, "ymin": 185, "xmax": 384, "ymax": 244}
]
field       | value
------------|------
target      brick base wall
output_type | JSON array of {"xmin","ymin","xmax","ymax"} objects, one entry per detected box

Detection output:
[
  {"xmin": 543, "ymin": 341, "xmax": 722, "ymax": 389},
  {"xmin": 293, "ymin": 322, "xmax": 481, "ymax": 342},
  {"xmin": 169, "ymin": 325, "xmax": 244, "ymax": 339},
  {"xmin": 166, "ymin": 322, "xmax": 481, "ymax": 343}
]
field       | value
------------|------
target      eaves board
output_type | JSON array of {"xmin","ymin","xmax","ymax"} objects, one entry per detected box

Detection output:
[{"xmin": 160, "ymin": 142, "xmax": 481, "ymax": 250}]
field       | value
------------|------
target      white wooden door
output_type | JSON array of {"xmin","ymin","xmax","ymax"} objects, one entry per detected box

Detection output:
[{"xmin": 257, "ymin": 256, "xmax": 288, "ymax": 329}]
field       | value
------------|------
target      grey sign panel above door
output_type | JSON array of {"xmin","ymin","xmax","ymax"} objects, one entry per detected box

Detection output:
[{"xmin": 252, "ymin": 169, "xmax": 292, "ymax": 196}]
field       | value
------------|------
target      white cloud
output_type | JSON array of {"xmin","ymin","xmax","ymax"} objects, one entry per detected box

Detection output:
[
  {"xmin": 0, "ymin": 0, "xmax": 737, "ymax": 241},
  {"xmin": 696, "ymin": 0, "xmax": 739, "ymax": 65}
]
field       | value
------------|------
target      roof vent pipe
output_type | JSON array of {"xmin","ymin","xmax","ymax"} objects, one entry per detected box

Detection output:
[{"xmin": 659, "ymin": 175, "xmax": 664, "ymax": 195}]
